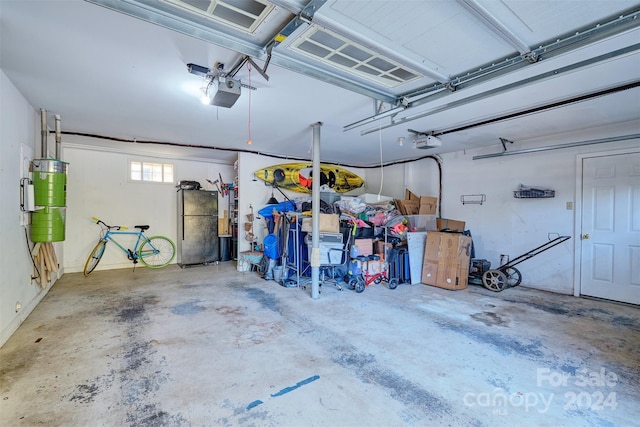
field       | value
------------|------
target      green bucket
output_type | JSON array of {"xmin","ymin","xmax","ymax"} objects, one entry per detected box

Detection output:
[
  {"xmin": 31, "ymin": 207, "xmax": 66, "ymax": 242},
  {"xmin": 32, "ymin": 159, "xmax": 68, "ymax": 207}
]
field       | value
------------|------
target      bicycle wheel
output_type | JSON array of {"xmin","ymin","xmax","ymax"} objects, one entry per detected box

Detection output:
[
  {"xmin": 138, "ymin": 236, "xmax": 176, "ymax": 268},
  {"xmin": 84, "ymin": 240, "xmax": 107, "ymax": 276}
]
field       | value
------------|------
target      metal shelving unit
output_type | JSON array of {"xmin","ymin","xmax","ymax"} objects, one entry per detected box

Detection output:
[{"xmin": 232, "ymin": 176, "xmax": 238, "ymax": 260}]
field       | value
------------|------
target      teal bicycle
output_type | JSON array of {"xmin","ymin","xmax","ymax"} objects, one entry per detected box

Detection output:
[{"xmin": 83, "ymin": 217, "xmax": 176, "ymax": 276}]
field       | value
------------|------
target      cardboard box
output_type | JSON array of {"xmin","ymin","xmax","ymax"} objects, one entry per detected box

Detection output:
[
  {"xmin": 364, "ymin": 259, "xmax": 384, "ymax": 275},
  {"xmin": 353, "ymin": 238, "xmax": 373, "ymax": 256},
  {"xmin": 405, "ymin": 189, "xmax": 420, "ymax": 201},
  {"xmin": 419, "ymin": 196, "xmax": 438, "ymax": 215},
  {"xmin": 421, "ymin": 231, "xmax": 471, "ymax": 290},
  {"xmin": 320, "ymin": 214, "xmax": 340, "ymax": 233},
  {"xmin": 396, "ymin": 191, "xmax": 438, "ymax": 216},
  {"xmin": 394, "ymin": 199, "xmax": 419, "ymax": 215},
  {"xmin": 302, "ymin": 214, "xmax": 340, "ymax": 233},
  {"xmin": 218, "ymin": 210, "xmax": 229, "ymax": 235},
  {"xmin": 350, "ymin": 259, "xmax": 386, "ymax": 276},
  {"xmin": 218, "ymin": 218, "xmax": 230, "ymax": 235},
  {"xmin": 436, "ymin": 218, "xmax": 466, "ymax": 232},
  {"xmin": 374, "ymin": 240, "xmax": 392, "ymax": 260}
]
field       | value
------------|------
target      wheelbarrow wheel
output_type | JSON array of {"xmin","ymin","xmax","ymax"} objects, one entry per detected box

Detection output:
[
  {"xmin": 482, "ymin": 269, "xmax": 508, "ymax": 292},
  {"xmin": 503, "ymin": 267, "xmax": 522, "ymax": 287}
]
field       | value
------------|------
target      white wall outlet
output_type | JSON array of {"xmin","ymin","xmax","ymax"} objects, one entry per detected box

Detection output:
[
  {"xmin": 15, "ymin": 301, "xmax": 22, "ymax": 312},
  {"xmin": 566, "ymin": 201, "xmax": 573, "ymax": 210}
]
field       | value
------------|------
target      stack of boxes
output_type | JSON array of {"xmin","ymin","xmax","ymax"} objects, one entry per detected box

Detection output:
[
  {"xmin": 394, "ymin": 190, "xmax": 438, "ymax": 216},
  {"xmin": 395, "ymin": 189, "xmax": 470, "ymax": 290}
]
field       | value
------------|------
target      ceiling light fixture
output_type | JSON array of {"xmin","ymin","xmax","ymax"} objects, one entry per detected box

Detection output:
[
  {"xmin": 200, "ymin": 80, "xmax": 214, "ymax": 104},
  {"xmin": 189, "ymin": 62, "xmax": 245, "ymax": 108},
  {"xmin": 200, "ymin": 89, "xmax": 208, "ymax": 104},
  {"xmin": 408, "ymin": 129, "xmax": 443, "ymax": 149},
  {"xmin": 188, "ymin": 60, "xmax": 263, "ymax": 107}
]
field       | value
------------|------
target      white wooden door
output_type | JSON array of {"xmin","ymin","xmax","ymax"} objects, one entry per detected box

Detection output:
[{"xmin": 580, "ymin": 152, "xmax": 640, "ymax": 304}]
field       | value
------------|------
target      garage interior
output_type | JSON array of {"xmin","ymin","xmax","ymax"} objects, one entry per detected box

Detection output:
[{"xmin": 1, "ymin": 1, "xmax": 639, "ymax": 426}]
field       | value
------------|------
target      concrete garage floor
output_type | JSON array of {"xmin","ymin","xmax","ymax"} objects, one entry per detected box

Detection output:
[{"xmin": 1, "ymin": 263, "xmax": 639, "ymax": 427}]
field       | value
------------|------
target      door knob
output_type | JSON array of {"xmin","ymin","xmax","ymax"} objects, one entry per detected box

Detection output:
[{"xmin": 581, "ymin": 233, "xmax": 590, "ymax": 239}]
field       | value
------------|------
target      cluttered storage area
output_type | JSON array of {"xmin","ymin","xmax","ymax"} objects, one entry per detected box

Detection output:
[{"xmin": 237, "ymin": 188, "xmax": 527, "ymax": 294}]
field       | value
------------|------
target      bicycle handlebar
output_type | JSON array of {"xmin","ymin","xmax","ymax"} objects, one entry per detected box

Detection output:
[{"xmin": 91, "ymin": 217, "xmax": 128, "ymax": 231}]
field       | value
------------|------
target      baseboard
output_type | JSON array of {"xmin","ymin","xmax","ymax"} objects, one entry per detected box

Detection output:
[{"xmin": 0, "ymin": 276, "xmax": 58, "ymax": 348}]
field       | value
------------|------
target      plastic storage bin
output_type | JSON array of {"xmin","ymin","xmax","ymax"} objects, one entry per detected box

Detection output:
[{"xmin": 305, "ymin": 233, "xmax": 343, "ymax": 265}]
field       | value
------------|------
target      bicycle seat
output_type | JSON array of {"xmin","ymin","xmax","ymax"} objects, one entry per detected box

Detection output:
[{"xmin": 135, "ymin": 225, "xmax": 150, "ymax": 231}]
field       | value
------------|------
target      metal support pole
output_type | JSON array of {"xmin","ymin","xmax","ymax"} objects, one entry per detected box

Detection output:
[
  {"xmin": 54, "ymin": 115, "xmax": 62, "ymax": 160},
  {"xmin": 40, "ymin": 109, "xmax": 47, "ymax": 158},
  {"xmin": 310, "ymin": 122, "xmax": 322, "ymax": 299}
]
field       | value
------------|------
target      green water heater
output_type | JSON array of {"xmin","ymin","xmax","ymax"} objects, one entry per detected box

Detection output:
[{"xmin": 31, "ymin": 159, "xmax": 68, "ymax": 242}]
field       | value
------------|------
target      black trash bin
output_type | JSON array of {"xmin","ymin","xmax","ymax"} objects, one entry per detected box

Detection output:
[{"xmin": 219, "ymin": 235, "xmax": 232, "ymax": 261}]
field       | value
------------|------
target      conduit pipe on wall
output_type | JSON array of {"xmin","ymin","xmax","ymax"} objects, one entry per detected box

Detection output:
[{"xmin": 54, "ymin": 115, "xmax": 62, "ymax": 160}]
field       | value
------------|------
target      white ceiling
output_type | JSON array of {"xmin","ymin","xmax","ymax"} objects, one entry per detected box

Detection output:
[{"xmin": 1, "ymin": 0, "xmax": 639, "ymax": 166}]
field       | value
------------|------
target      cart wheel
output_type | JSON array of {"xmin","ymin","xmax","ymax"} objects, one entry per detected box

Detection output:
[
  {"xmin": 374, "ymin": 276, "xmax": 382, "ymax": 284},
  {"xmin": 503, "ymin": 267, "xmax": 522, "ymax": 287},
  {"xmin": 388, "ymin": 278, "xmax": 398, "ymax": 290},
  {"xmin": 482, "ymin": 269, "xmax": 508, "ymax": 292},
  {"xmin": 355, "ymin": 278, "xmax": 365, "ymax": 293},
  {"xmin": 347, "ymin": 278, "xmax": 357, "ymax": 290}
]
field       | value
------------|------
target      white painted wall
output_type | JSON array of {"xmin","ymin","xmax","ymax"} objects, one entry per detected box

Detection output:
[
  {"xmin": 0, "ymin": 71, "xmax": 63, "ymax": 346},
  {"xmin": 363, "ymin": 157, "xmax": 442, "ymax": 202},
  {"xmin": 363, "ymin": 120, "xmax": 640, "ymax": 295},
  {"xmin": 360, "ymin": 163, "xmax": 405, "ymax": 200},
  {"xmin": 62, "ymin": 136, "xmax": 234, "ymax": 273}
]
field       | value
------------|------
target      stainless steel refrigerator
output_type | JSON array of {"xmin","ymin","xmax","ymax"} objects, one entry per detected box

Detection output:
[{"xmin": 177, "ymin": 189, "xmax": 219, "ymax": 267}]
